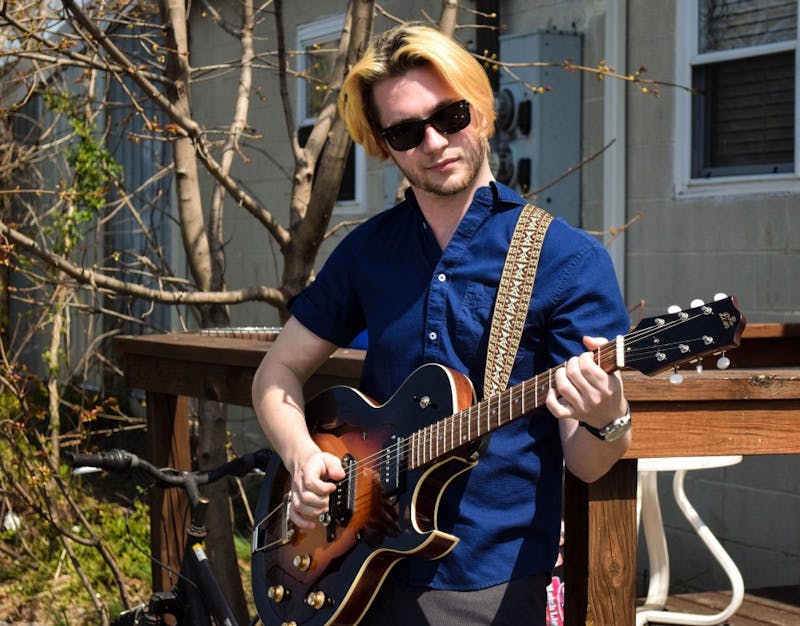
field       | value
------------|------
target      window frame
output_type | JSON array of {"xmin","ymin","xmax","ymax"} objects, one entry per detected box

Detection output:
[
  {"xmin": 674, "ymin": 0, "xmax": 800, "ymax": 197},
  {"xmin": 296, "ymin": 15, "xmax": 366, "ymax": 214}
]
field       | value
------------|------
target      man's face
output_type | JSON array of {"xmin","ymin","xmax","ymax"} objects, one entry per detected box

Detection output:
[{"xmin": 372, "ymin": 67, "xmax": 490, "ymax": 200}]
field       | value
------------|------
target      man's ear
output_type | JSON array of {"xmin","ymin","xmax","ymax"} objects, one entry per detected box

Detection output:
[{"xmin": 471, "ymin": 108, "xmax": 492, "ymax": 139}]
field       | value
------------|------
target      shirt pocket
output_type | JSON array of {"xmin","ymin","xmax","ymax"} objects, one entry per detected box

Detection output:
[{"xmin": 453, "ymin": 282, "xmax": 496, "ymax": 368}]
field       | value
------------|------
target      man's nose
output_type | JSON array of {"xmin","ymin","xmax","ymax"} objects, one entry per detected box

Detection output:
[{"xmin": 420, "ymin": 123, "xmax": 449, "ymax": 151}]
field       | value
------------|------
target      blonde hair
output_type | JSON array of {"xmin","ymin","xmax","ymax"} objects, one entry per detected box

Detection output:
[{"xmin": 338, "ymin": 24, "xmax": 496, "ymax": 160}]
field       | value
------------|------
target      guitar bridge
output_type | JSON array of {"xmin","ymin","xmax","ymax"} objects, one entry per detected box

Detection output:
[{"xmin": 251, "ymin": 491, "xmax": 294, "ymax": 554}]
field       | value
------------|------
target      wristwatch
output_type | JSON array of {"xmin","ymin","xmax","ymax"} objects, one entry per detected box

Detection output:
[{"xmin": 579, "ymin": 404, "xmax": 631, "ymax": 442}]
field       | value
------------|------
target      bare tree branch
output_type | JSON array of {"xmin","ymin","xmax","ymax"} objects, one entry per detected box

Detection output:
[{"xmin": 1, "ymin": 219, "xmax": 286, "ymax": 306}]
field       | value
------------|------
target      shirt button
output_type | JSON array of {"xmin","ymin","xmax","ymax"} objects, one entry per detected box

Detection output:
[
  {"xmin": 437, "ymin": 273, "xmax": 446, "ymax": 282},
  {"xmin": 428, "ymin": 331, "xmax": 437, "ymax": 341}
]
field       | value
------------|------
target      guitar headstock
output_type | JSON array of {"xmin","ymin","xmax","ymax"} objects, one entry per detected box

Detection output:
[{"xmin": 625, "ymin": 295, "xmax": 746, "ymax": 376}]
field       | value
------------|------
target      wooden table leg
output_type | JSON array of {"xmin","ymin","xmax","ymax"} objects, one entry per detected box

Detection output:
[
  {"xmin": 145, "ymin": 391, "xmax": 192, "ymax": 592},
  {"xmin": 564, "ymin": 459, "xmax": 638, "ymax": 625}
]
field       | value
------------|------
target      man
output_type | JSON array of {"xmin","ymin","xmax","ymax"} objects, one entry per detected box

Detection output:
[{"xmin": 252, "ymin": 23, "xmax": 631, "ymax": 626}]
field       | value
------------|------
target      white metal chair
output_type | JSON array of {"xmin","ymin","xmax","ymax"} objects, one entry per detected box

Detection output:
[{"xmin": 636, "ymin": 456, "xmax": 745, "ymax": 626}]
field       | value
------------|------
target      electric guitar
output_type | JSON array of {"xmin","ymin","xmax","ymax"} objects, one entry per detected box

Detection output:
[{"xmin": 251, "ymin": 296, "xmax": 745, "ymax": 626}]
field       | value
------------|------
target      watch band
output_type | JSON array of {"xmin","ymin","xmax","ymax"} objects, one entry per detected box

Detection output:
[{"xmin": 579, "ymin": 403, "xmax": 631, "ymax": 442}]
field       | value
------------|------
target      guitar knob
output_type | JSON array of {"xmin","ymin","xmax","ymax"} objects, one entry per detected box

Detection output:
[
  {"xmin": 714, "ymin": 292, "xmax": 728, "ymax": 301},
  {"xmin": 667, "ymin": 305, "xmax": 681, "ymax": 314},
  {"xmin": 293, "ymin": 554, "xmax": 312, "ymax": 571},
  {"xmin": 717, "ymin": 352, "xmax": 731, "ymax": 369},
  {"xmin": 690, "ymin": 298, "xmax": 705, "ymax": 308},
  {"xmin": 268, "ymin": 584, "xmax": 288, "ymax": 603},
  {"xmin": 306, "ymin": 590, "xmax": 328, "ymax": 609}
]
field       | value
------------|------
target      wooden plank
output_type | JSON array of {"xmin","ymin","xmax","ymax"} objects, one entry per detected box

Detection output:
[
  {"xmin": 117, "ymin": 336, "xmax": 365, "ymax": 406},
  {"xmin": 145, "ymin": 392, "xmax": 191, "ymax": 592},
  {"xmin": 733, "ymin": 594, "xmax": 800, "ymax": 626},
  {"xmin": 564, "ymin": 460, "xmax": 637, "ymax": 625},
  {"xmin": 623, "ymin": 370, "xmax": 800, "ymax": 402},
  {"xmin": 659, "ymin": 593, "xmax": 764, "ymax": 626},
  {"xmin": 741, "ymin": 322, "xmax": 800, "ymax": 339},
  {"xmin": 659, "ymin": 591, "xmax": 800, "ymax": 626},
  {"xmin": 624, "ymin": 400, "xmax": 800, "ymax": 458}
]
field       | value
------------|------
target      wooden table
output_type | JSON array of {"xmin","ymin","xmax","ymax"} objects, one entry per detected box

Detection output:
[{"xmin": 114, "ymin": 323, "xmax": 800, "ymax": 624}]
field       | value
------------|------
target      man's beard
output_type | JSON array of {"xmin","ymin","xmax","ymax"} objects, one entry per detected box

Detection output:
[{"xmin": 395, "ymin": 136, "xmax": 489, "ymax": 197}]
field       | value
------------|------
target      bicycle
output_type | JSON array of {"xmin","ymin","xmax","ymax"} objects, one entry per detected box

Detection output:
[{"xmin": 67, "ymin": 447, "xmax": 273, "ymax": 626}]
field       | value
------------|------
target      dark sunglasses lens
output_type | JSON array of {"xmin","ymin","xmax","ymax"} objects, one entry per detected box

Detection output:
[
  {"xmin": 431, "ymin": 101, "xmax": 471, "ymax": 135},
  {"xmin": 384, "ymin": 122, "xmax": 426, "ymax": 151},
  {"xmin": 383, "ymin": 101, "xmax": 470, "ymax": 151}
]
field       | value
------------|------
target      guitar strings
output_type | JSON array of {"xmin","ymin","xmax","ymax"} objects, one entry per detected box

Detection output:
[
  {"xmin": 345, "ymin": 309, "xmax": 715, "ymax": 482},
  {"xmin": 328, "ymin": 308, "xmax": 726, "ymax": 517}
]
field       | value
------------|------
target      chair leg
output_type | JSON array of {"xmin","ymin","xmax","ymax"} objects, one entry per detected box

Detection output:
[
  {"xmin": 636, "ymin": 470, "xmax": 745, "ymax": 626},
  {"xmin": 639, "ymin": 470, "xmax": 670, "ymax": 609}
]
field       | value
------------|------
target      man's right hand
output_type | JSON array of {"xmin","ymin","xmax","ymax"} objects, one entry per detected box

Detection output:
[{"xmin": 288, "ymin": 447, "xmax": 347, "ymax": 529}]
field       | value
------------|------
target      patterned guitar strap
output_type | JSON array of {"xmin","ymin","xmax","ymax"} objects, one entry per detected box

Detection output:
[{"xmin": 484, "ymin": 203, "xmax": 553, "ymax": 399}]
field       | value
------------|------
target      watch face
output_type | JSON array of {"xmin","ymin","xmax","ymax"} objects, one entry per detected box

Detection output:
[{"xmin": 601, "ymin": 415, "xmax": 631, "ymax": 442}]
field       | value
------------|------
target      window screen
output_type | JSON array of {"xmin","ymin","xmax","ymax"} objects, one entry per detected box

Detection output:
[{"xmin": 692, "ymin": 1, "xmax": 797, "ymax": 177}]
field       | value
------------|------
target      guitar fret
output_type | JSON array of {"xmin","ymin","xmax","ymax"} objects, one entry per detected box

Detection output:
[{"xmin": 511, "ymin": 385, "xmax": 519, "ymax": 421}]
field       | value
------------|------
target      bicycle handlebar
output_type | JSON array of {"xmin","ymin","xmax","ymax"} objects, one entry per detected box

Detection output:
[{"xmin": 66, "ymin": 448, "xmax": 273, "ymax": 490}]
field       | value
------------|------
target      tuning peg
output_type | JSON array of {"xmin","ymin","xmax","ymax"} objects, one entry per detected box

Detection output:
[
  {"xmin": 717, "ymin": 351, "xmax": 731, "ymax": 370},
  {"xmin": 713, "ymin": 292, "xmax": 728, "ymax": 301},
  {"xmin": 667, "ymin": 305, "xmax": 681, "ymax": 314},
  {"xmin": 690, "ymin": 298, "xmax": 705, "ymax": 308},
  {"xmin": 696, "ymin": 357, "xmax": 703, "ymax": 374},
  {"xmin": 669, "ymin": 366, "xmax": 684, "ymax": 385}
]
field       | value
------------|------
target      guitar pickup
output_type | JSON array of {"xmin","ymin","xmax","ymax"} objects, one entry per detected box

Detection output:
[
  {"xmin": 380, "ymin": 435, "xmax": 406, "ymax": 497},
  {"xmin": 327, "ymin": 454, "xmax": 356, "ymax": 540}
]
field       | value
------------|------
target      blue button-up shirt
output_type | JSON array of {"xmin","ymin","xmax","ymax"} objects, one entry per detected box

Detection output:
[{"xmin": 290, "ymin": 181, "xmax": 629, "ymax": 590}]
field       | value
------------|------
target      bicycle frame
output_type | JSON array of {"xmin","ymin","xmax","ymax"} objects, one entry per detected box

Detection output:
[{"xmin": 69, "ymin": 448, "xmax": 270, "ymax": 626}]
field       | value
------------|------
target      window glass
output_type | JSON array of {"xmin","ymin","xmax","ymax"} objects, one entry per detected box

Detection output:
[
  {"xmin": 692, "ymin": 51, "xmax": 795, "ymax": 176},
  {"xmin": 691, "ymin": 0, "xmax": 797, "ymax": 178},
  {"xmin": 297, "ymin": 16, "xmax": 363, "ymax": 209},
  {"xmin": 303, "ymin": 37, "xmax": 338, "ymax": 120},
  {"xmin": 699, "ymin": 0, "xmax": 797, "ymax": 52}
]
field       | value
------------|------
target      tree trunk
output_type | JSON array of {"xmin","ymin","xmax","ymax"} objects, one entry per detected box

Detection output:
[{"xmin": 159, "ymin": 1, "xmax": 247, "ymax": 620}]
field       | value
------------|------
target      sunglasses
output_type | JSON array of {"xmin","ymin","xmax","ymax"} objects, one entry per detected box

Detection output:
[{"xmin": 379, "ymin": 100, "xmax": 471, "ymax": 151}]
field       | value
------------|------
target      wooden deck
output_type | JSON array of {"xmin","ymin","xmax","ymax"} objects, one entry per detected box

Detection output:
[{"xmin": 643, "ymin": 587, "xmax": 800, "ymax": 625}]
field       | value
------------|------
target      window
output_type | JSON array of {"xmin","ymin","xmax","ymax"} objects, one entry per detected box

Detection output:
[
  {"xmin": 297, "ymin": 15, "xmax": 365, "ymax": 213},
  {"xmin": 676, "ymin": 0, "xmax": 800, "ymax": 193}
]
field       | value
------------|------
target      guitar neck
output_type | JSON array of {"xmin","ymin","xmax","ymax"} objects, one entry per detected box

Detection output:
[{"xmin": 406, "ymin": 338, "xmax": 624, "ymax": 470}]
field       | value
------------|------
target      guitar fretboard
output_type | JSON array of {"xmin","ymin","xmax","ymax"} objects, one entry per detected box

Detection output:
[{"xmin": 407, "ymin": 341, "xmax": 622, "ymax": 470}]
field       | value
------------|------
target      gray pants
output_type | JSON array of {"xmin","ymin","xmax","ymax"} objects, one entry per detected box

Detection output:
[{"xmin": 358, "ymin": 573, "xmax": 549, "ymax": 626}]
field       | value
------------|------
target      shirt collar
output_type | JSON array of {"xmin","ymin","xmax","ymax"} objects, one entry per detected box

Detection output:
[{"xmin": 403, "ymin": 180, "xmax": 523, "ymax": 215}]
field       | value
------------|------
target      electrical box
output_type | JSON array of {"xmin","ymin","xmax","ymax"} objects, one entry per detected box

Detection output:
[{"xmin": 492, "ymin": 32, "xmax": 582, "ymax": 226}]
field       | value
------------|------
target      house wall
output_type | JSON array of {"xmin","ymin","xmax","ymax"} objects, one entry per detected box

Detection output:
[
  {"xmin": 187, "ymin": 0, "xmax": 800, "ymax": 594},
  {"xmin": 624, "ymin": 0, "xmax": 800, "ymax": 593}
]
